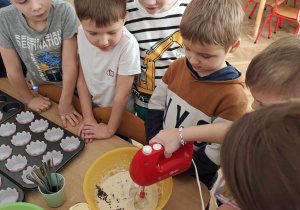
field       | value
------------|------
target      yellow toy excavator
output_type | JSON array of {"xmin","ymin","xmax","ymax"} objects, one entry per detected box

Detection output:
[{"xmin": 136, "ymin": 31, "xmax": 184, "ymax": 95}]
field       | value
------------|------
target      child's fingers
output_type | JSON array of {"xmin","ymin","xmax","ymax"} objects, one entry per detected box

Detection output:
[
  {"xmin": 78, "ymin": 126, "xmax": 83, "ymax": 136},
  {"xmin": 65, "ymin": 115, "xmax": 76, "ymax": 127},
  {"xmin": 36, "ymin": 108, "xmax": 42, "ymax": 114},
  {"xmin": 164, "ymin": 147, "xmax": 174, "ymax": 158},
  {"xmin": 41, "ymin": 102, "xmax": 51, "ymax": 110},
  {"xmin": 82, "ymin": 124, "xmax": 95, "ymax": 131},
  {"xmin": 60, "ymin": 116, "xmax": 67, "ymax": 128},
  {"xmin": 164, "ymin": 151, "xmax": 172, "ymax": 159},
  {"xmin": 81, "ymin": 129, "xmax": 95, "ymax": 135},
  {"xmin": 42, "ymin": 96, "xmax": 50, "ymax": 101},
  {"xmin": 42, "ymin": 98, "xmax": 52, "ymax": 106},
  {"xmin": 73, "ymin": 111, "xmax": 83, "ymax": 119},
  {"xmin": 69, "ymin": 114, "xmax": 80, "ymax": 125},
  {"xmin": 88, "ymin": 138, "xmax": 94, "ymax": 143},
  {"xmin": 84, "ymin": 134, "xmax": 96, "ymax": 139},
  {"xmin": 82, "ymin": 133, "xmax": 94, "ymax": 143},
  {"xmin": 40, "ymin": 105, "xmax": 48, "ymax": 112}
]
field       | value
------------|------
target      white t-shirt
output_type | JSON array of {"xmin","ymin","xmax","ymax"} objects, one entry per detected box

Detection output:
[{"xmin": 77, "ymin": 26, "xmax": 141, "ymax": 113}]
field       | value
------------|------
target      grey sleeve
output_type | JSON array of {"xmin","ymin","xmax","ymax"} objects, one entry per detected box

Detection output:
[
  {"xmin": 0, "ymin": 11, "xmax": 15, "ymax": 49},
  {"xmin": 61, "ymin": 2, "xmax": 78, "ymax": 40}
]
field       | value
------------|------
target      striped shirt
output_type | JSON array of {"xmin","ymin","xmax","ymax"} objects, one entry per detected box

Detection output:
[{"xmin": 125, "ymin": 0, "xmax": 190, "ymax": 109}]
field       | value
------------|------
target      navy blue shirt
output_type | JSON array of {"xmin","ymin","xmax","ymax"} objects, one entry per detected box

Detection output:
[{"xmin": 0, "ymin": 0, "xmax": 10, "ymax": 8}]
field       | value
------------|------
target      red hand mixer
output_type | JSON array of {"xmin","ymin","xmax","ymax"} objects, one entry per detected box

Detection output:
[{"xmin": 129, "ymin": 142, "xmax": 193, "ymax": 198}]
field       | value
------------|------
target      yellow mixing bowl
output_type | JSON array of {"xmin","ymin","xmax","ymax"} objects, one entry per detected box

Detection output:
[{"xmin": 83, "ymin": 147, "xmax": 173, "ymax": 210}]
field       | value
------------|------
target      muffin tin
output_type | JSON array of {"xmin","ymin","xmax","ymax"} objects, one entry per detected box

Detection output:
[
  {"xmin": 0, "ymin": 90, "xmax": 24, "ymax": 124},
  {"xmin": 0, "ymin": 92, "xmax": 85, "ymax": 191},
  {"xmin": 0, "ymin": 173, "xmax": 25, "ymax": 204}
]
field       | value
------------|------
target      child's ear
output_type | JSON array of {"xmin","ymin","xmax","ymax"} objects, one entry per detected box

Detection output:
[
  {"xmin": 123, "ymin": 11, "xmax": 129, "ymax": 24},
  {"xmin": 229, "ymin": 39, "xmax": 241, "ymax": 53}
]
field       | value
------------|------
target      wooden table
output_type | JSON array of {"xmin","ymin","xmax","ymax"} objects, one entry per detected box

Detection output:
[
  {"xmin": 0, "ymin": 78, "xmax": 210, "ymax": 210},
  {"xmin": 253, "ymin": 0, "xmax": 267, "ymax": 37}
]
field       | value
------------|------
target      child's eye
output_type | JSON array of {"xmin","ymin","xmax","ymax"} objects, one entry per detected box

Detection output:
[
  {"xmin": 108, "ymin": 32, "xmax": 116, "ymax": 35},
  {"xmin": 185, "ymin": 47, "xmax": 190, "ymax": 51},
  {"xmin": 18, "ymin": 0, "xmax": 27, "ymax": 4},
  {"xmin": 89, "ymin": 33, "xmax": 96, "ymax": 36},
  {"xmin": 202, "ymin": 55, "xmax": 211, "ymax": 59}
]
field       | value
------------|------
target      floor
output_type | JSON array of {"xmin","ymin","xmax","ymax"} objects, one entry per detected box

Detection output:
[{"xmin": 65, "ymin": 0, "xmax": 299, "ymax": 209}]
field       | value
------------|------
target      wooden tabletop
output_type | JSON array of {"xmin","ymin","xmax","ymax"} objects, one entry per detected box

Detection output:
[{"xmin": 0, "ymin": 77, "xmax": 210, "ymax": 210}]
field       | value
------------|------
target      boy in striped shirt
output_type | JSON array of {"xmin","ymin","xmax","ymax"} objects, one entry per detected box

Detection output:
[{"xmin": 125, "ymin": 0, "xmax": 190, "ymax": 120}]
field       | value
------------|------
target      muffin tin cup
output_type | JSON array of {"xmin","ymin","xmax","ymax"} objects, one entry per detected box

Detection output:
[
  {"xmin": 0, "ymin": 91, "xmax": 24, "ymax": 124},
  {"xmin": 0, "ymin": 173, "xmax": 25, "ymax": 203}
]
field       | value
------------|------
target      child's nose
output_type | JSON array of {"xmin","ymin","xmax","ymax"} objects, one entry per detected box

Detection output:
[
  {"xmin": 31, "ymin": 0, "xmax": 42, "ymax": 11},
  {"xmin": 146, "ymin": 0, "xmax": 156, "ymax": 6},
  {"xmin": 98, "ymin": 38, "xmax": 109, "ymax": 46},
  {"xmin": 189, "ymin": 55, "xmax": 199, "ymax": 65}
]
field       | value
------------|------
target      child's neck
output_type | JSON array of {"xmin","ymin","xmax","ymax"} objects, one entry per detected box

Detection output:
[
  {"xmin": 197, "ymin": 60, "xmax": 227, "ymax": 77},
  {"xmin": 24, "ymin": 16, "xmax": 47, "ymax": 32}
]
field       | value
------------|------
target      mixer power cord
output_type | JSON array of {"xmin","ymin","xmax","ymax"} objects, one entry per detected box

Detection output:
[{"xmin": 192, "ymin": 159, "xmax": 205, "ymax": 210}]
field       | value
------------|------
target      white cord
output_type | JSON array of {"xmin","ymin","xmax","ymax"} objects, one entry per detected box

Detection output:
[{"xmin": 192, "ymin": 159, "xmax": 205, "ymax": 210}]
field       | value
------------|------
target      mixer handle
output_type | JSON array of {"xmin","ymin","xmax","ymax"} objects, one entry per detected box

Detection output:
[{"xmin": 155, "ymin": 142, "xmax": 194, "ymax": 173}]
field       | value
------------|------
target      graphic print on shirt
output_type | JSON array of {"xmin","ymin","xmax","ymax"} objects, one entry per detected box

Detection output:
[
  {"xmin": 135, "ymin": 31, "xmax": 184, "ymax": 95},
  {"xmin": 14, "ymin": 30, "xmax": 62, "ymax": 82},
  {"xmin": 33, "ymin": 51, "xmax": 62, "ymax": 82},
  {"xmin": 106, "ymin": 69, "xmax": 115, "ymax": 77}
]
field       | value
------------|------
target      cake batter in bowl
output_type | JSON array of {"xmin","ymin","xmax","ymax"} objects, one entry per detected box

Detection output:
[{"xmin": 83, "ymin": 147, "xmax": 172, "ymax": 210}]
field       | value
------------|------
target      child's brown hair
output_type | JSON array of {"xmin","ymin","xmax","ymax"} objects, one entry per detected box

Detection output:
[
  {"xmin": 74, "ymin": 0, "xmax": 126, "ymax": 27},
  {"xmin": 180, "ymin": 0, "xmax": 244, "ymax": 50},
  {"xmin": 246, "ymin": 35, "xmax": 300, "ymax": 98},
  {"xmin": 221, "ymin": 100, "xmax": 300, "ymax": 210}
]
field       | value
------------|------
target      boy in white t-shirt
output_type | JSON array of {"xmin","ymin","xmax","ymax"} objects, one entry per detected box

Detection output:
[{"xmin": 74, "ymin": 0, "xmax": 141, "ymax": 143}]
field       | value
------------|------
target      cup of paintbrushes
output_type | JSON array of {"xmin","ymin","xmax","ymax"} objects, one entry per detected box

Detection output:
[{"xmin": 37, "ymin": 173, "xmax": 66, "ymax": 208}]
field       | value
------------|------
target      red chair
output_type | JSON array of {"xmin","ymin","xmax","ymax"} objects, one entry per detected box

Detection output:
[
  {"xmin": 255, "ymin": 0, "xmax": 300, "ymax": 43},
  {"xmin": 286, "ymin": 0, "xmax": 297, "ymax": 8},
  {"xmin": 244, "ymin": 0, "xmax": 285, "ymax": 19}
]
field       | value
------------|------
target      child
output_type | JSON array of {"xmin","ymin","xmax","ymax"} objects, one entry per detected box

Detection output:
[
  {"xmin": 74, "ymin": 0, "xmax": 141, "ymax": 143},
  {"xmin": 125, "ymin": 0, "xmax": 191, "ymax": 120},
  {"xmin": 220, "ymin": 100, "xmax": 300, "ymax": 210},
  {"xmin": 146, "ymin": 0, "xmax": 247, "ymax": 190},
  {"xmin": 150, "ymin": 35, "xmax": 300, "ymax": 157},
  {"xmin": 0, "ymin": 0, "xmax": 28, "ymax": 78},
  {"xmin": 0, "ymin": 0, "xmax": 82, "ymax": 128}
]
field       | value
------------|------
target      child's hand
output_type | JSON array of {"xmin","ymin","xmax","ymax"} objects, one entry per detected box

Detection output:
[
  {"xmin": 149, "ymin": 128, "xmax": 181, "ymax": 158},
  {"xmin": 27, "ymin": 96, "xmax": 52, "ymax": 113},
  {"xmin": 58, "ymin": 103, "xmax": 83, "ymax": 128},
  {"xmin": 78, "ymin": 117, "xmax": 97, "ymax": 143},
  {"xmin": 81, "ymin": 122, "xmax": 114, "ymax": 141}
]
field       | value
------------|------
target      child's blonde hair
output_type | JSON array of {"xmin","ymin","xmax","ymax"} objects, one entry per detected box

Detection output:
[
  {"xmin": 246, "ymin": 35, "xmax": 300, "ymax": 98},
  {"xmin": 74, "ymin": 0, "xmax": 126, "ymax": 27},
  {"xmin": 180, "ymin": 0, "xmax": 244, "ymax": 50},
  {"xmin": 221, "ymin": 100, "xmax": 300, "ymax": 210}
]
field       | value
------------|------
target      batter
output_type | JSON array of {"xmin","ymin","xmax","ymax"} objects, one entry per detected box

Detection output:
[{"xmin": 96, "ymin": 171, "xmax": 158, "ymax": 210}]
